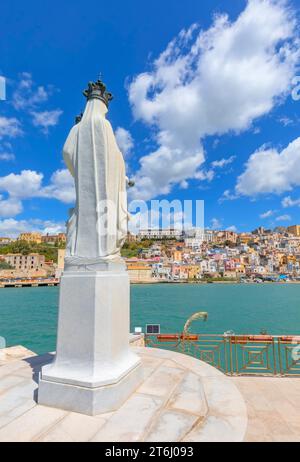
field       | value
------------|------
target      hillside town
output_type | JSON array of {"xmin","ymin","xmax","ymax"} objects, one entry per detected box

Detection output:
[{"xmin": 1, "ymin": 225, "xmax": 300, "ymax": 285}]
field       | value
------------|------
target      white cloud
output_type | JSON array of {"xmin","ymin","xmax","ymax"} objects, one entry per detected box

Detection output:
[
  {"xmin": 276, "ymin": 214, "xmax": 291, "ymax": 221},
  {"xmin": 10, "ymin": 73, "xmax": 62, "ymax": 135},
  {"xmin": 115, "ymin": 127, "xmax": 134, "ymax": 157},
  {"xmin": 0, "ymin": 152, "xmax": 15, "ymax": 161},
  {"xmin": 128, "ymin": 206, "xmax": 192, "ymax": 234},
  {"xmin": 0, "ymin": 218, "xmax": 65, "ymax": 238},
  {"xmin": 42, "ymin": 169, "xmax": 75, "ymax": 204},
  {"xmin": 260, "ymin": 210, "xmax": 274, "ymax": 218},
  {"xmin": 194, "ymin": 169, "xmax": 214, "ymax": 182},
  {"xmin": 0, "ymin": 197, "xmax": 22, "ymax": 217},
  {"xmin": 236, "ymin": 137, "xmax": 300, "ymax": 196},
  {"xmin": 0, "ymin": 170, "xmax": 43, "ymax": 198},
  {"xmin": 180, "ymin": 180, "xmax": 189, "ymax": 189},
  {"xmin": 128, "ymin": 209, "xmax": 154, "ymax": 234},
  {"xmin": 31, "ymin": 109, "xmax": 63, "ymax": 134},
  {"xmin": 0, "ymin": 219, "xmax": 31, "ymax": 236},
  {"xmin": 211, "ymin": 218, "xmax": 222, "ymax": 229},
  {"xmin": 252, "ymin": 127, "xmax": 261, "ymax": 135},
  {"xmin": 218, "ymin": 189, "xmax": 238, "ymax": 203},
  {"xmin": 128, "ymin": 0, "xmax": 299, "ymax": 200},
  {"xmin": 12, "ymin": 73, "xmax": 50, "ymax": 111},
  {"xmin": 130, "ymin": 145, "xmax": 205, "ymax": 200},
  {"xmin": 282, "ymin": 196, "xmax": 300, "ymax": 207},
  {"xmin": 42, "ymin": 222, "xmax": 66, "ymax": 235},
  {"xmin": 0, "ymin": 168, "xmax": 75, "ymax": 218},
  {"xmin": 0, "ymin": 141, "xmax": 15, "ymax": 161},
  {"xmin": 278, "ymin": 116, "xmax": 294, "ymax": 126},
  {"xmin": 0, "ymin": 117, "xmax": 23, "ymax": 139},
  {"xmin": 211, "ymin": 156, "xmax": 235, "ymax": 168},
  {"xmin": 226, "ymin": 225, "xmax": 237, "ymax": 232}
]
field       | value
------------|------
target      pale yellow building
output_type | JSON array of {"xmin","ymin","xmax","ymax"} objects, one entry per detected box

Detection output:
[
  {"xmin": 238, "ymin": 233, "xmax": 257, "ymax": 244},
  {"xmin": 57, "ymin": 248, "xmax": 65, "ymax": 270},
  {"xmin": 0, "ymin": 253, "xmax": 49, "ymax": 279},
  {"xmin": 2, "ymin": 253, "xmax": 45, "ymax": 270},
  {"xmin": 127, "ymin": 263, "xmax": 153, "ymax": 283},
  {"xmin": 55, "ymin": 248, "xmax": 66, "ymax": 278},
  {"xmin": 187, "ymin": 265, "xmax": 200, "ymax": 279},
  {"xmin": 18, "ymin": 232, "xmax": 42, "ymax": 244},
  {"xmin": 0, "ymin": 237, "xmax": 14, "ymax": 246},
  {"xmin": 172, "ymin": 250, "xmax": 182, "ymax": 262},
  {"xmin": 223, "ymin": 270, "xmax": 238, "ymax": 279},
  {"xmin": 287, "ymin": 225, "xmax": 300, "ymax": 237},
  {"xmin": 42, "ymin": 233, "xmax": 66, "ymax": 245}
]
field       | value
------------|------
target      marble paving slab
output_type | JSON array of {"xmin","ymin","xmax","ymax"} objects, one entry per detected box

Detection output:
[{"xmin": 0, "ymin": 346, "xmax": 248, "ymax": 442}]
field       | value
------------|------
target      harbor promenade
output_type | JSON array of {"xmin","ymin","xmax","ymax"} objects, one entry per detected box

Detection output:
[{"xmin": 0, "ymin": 279, "xmax": 59, "ymax": 288}]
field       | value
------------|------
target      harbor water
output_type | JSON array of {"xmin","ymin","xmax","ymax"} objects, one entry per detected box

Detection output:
[{"xmin": 0, "ymin": 283, "xmax": 299, "ymax": 354}]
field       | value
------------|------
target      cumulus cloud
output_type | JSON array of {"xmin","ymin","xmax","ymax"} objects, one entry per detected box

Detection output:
[
  {"xmin": 0, "ymin": 219, "xmax": 32, "ymax": 236},
  {"xmin": 236, "ymin": 137, "xmax": 300, "ymax": 196},
  {"xmin": 218, "ymin": 189, "xmax": 238, "ymax": 203},
  {"xmin": 0, "ymin": 197, "xmax": 22, "ymax": 217},
  {"xmin": 42, "ymin": 222, "xmax": 66, "ymax": 235},
  {"xmin": 0, "ymin": 168, "xmax": 75, "ymax": 217},
  {"xmin": 42, "ymin": 169, "xmax": 75, "ymax": 203},
  {"xmin": 0, "ymin": 152, "xmax": 15, "ymax": 161},
  {"xmin": 128, "ymin": 205, "xmax": 193, "ymax": 234},
  {"xmin": 10, "ymin": 73, "xmax": 62, "ymax": 134},
  {"xmin": 115, "ymin": 127, "xmax": 134, "ymax": 157},
  {"xmin": 278, "ymin": 116, "xmax": 294, "ymax": 126},
  {"xmin": 128, "ymin": 0, "xmax": 299, "ymax": 200},
  {"xmin": 31, "ymin": 109, "xmax": 63, "ymax": 134},
  {"xmin": 276, "ymin": 214, "xmax": 291, "ymax": 221},
  {"xmin": 260, "ymin": 210, "xmax": 274, "ymax": 218},
  {"xmin": 226, "ymin": 225, "xmax": 237, "ymax": 232},
  {"xmin": 0, "ymin": 170, "xmax": 43, "ymax": 199},
  {"xmin": 211, "ymin": 218, "xmax": 222, "ymax": 229},
  {"xmin": 0, "ymin": 170, "xmax": 44, "ymax": 199},
  {"xmin": 0, "ymin": 218, "xmax": 66, "ymax": 238},
  {"xmin": 0, "ymin": 117, "xmax": 23, "ymax": 139},
  {"xmin": 12, "ymin": 72, "xmax": 50, "ymax": 111},
  {"xmin": 0, "ymin": 142, "xmax": 15, "ymax": 161},
  {"xmin": 211, "ymin": 156, "xmax": 235, "ymax": 168},
  {"xmin": 282, "ymin": 196, "xmax": 300, "ymax": 207}
]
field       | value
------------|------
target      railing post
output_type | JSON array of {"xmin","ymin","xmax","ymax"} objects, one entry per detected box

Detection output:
[
  {"xmin": 272, "ymin": 337, "xmax": 277, "ymax": 376},
  {"xmin": 278, "ymin": 337, "xmax": 283, "ymax": 376},
  {"xmin": 228, "ymin": 336, "xmax": 233, "ymax": 376}
]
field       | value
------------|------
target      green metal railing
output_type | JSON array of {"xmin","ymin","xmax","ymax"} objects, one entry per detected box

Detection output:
[{"xmin": 144, "ymin": 333, "xmax": 300, "ymax": 377}]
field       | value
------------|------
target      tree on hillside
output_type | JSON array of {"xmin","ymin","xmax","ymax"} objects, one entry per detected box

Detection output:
[
  {"xmin": 0, "ymin": 240, "xmax": 65, "ymax": 263},
  {"xmin": 0, "ymin": 260, "xmax": 14, "ymax": 270}
]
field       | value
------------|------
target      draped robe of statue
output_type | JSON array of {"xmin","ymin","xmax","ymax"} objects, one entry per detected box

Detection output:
[
  {"xmin": 63, "ymin": 98, "xmax": 128, "ymax": 266},
  {"xmin": 38, "ymin": 83, "xmax": 142, "ymax": 416}
]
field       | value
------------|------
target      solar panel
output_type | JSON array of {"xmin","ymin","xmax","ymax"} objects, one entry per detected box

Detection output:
[{"xmin": 146, "ymin": 324, "xmax": 160, "ymax": 334}]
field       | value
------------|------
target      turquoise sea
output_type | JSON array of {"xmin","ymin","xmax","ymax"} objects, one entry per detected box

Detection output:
[{"xmin": 0, "ymin": 284, "xmax": 300, "ymax": 354}]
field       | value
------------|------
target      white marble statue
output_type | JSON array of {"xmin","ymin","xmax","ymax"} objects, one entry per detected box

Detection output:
[
  {"xmin": 63, "ymin": 81, "xmax": 128, "ymax": 265},
  {"xmin": 38, "ymin": 80, "xmax": 142, "ymax": 415}
]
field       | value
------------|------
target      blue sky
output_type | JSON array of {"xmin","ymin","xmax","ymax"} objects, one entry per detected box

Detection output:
[{"xmin": 1, "ymin": 0, "xmax": 300, "ymax": 236}]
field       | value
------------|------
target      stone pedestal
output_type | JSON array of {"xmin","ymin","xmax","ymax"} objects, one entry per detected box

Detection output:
[{"xmin": 38, "ymin": 267, "xmax": 143, "ymax": 415}]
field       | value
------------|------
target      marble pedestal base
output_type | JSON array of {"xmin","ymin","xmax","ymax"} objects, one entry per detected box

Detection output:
[{"xmin": 38, "ymin": 268, "xmax": 143, "ymax": 415}]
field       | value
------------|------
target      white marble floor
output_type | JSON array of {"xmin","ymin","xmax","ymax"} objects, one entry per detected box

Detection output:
[
  {"xmin": 0, "ymin": 346, "xmax": 247, "ymax": 442},
  {"xmin": 233, "ymin": 376, "xmax": 300, "ymax": 442}
]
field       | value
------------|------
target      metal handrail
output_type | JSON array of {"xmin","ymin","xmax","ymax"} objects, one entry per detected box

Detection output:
[{"xmin": 144, "ymin": 333, "xmax": 300, "ymax": 377}]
